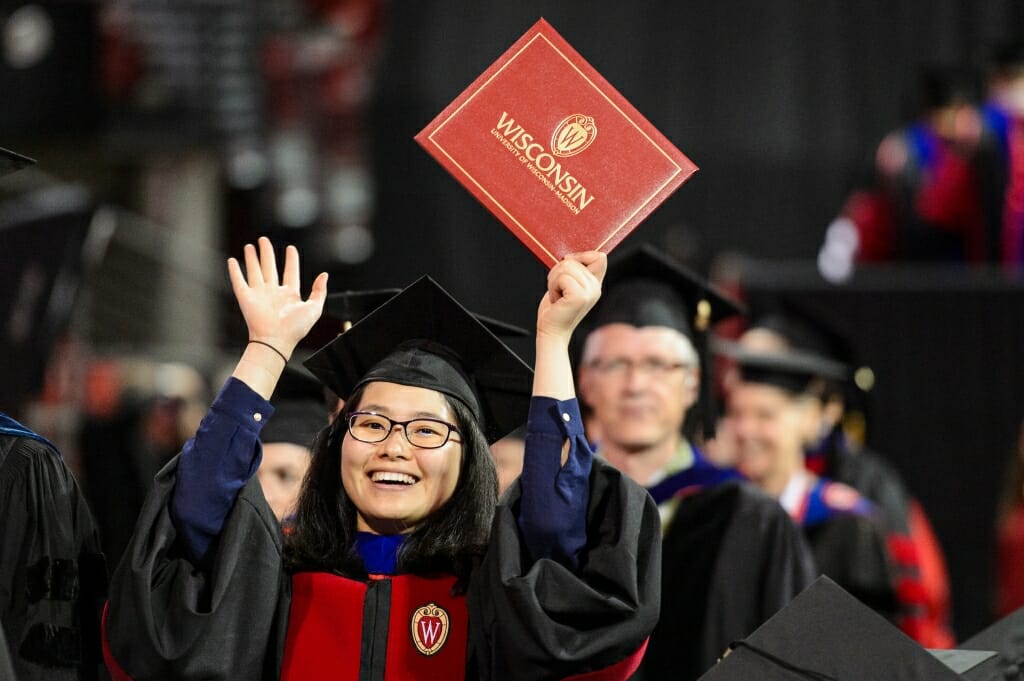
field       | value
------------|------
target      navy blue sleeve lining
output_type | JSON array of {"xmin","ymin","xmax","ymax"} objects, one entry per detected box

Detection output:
[
  {"xmin": 169, "ymin": 377, "xmax": 274, "ymax": 565},
  {"xmin": 516, "ymin": 396, "xmax": 592, "ymax": 569}
]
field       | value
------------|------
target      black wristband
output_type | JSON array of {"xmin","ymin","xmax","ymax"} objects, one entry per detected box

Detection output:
[{"xmin": 248, "ymin": 339, "xmax": 289, "ymax": 364}]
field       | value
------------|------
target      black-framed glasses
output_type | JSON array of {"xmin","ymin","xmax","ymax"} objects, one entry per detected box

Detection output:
[
  {"xmin": 587, "ymin": 357, "xmax": 690, "ymax": 377},
  {"xmin": 346, "ymin": 411, "xmax": 461, "ymax": 449}
]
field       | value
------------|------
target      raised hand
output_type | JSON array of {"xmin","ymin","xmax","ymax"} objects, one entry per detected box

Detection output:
[
  {"xmin": 533, "ymin": 251, "xmax": 607, "ymax": 402},
  {"xmin": 536, "ymin": 251, "xmax": 607, "ymax": 345},
  {"xmin": 228, "ymin": 237, "xmax": 328, "ymax": 399},
  {"xmin": 227, "ymin": 237, "xmax": 329, "ymax": 359}
]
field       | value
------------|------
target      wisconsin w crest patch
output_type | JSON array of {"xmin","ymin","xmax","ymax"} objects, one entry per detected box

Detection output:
[{"xmin": 411, "ymin": 602, "xmax": 450, "ymax": 656}]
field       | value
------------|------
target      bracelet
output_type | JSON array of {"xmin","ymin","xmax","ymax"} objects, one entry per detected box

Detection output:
[{"xmin": 248, "ymin": 339, "xmax": 289, "ymax": 364}]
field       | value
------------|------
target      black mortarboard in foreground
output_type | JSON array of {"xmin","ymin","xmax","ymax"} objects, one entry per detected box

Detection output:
[
  {"xmin": 261, "ymin": 364, "xmax": 329, "ymax": 448},
  {"xmin": 717, "ymin": 341, "xmax": 848, "ymax": 398},
  {"xmin": 0, "ymin": 147, "xmax": 35, "ymax": 178},
  {"xmin": 304, "ymin": 276, "xmax": 533, "ymax": 443},
  {"xmin": 326, "ymin": 288, "xmax": 530, "ymax": 338},
  {"xmin": 957, "ymin": 606, "xmax": 1024, "ymax": 680},
  {"xmin": 698, "ymin": 576, "xmax": 967, "ymax": 680},
  {"xmin": 580, "ymin": 243, "xmax": 744, "ymax": 440}
]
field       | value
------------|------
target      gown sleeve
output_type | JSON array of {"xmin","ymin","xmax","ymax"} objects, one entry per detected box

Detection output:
[
  {"xmin": 467, "ymin": 397, "xmax": 661, "ymax": 681},
  {"xmin": 516, "ymin": 397, "xmax": 591, "ymax": 569},
  {"xmin": 102, "ymin": 380, "xmax": 289, "ymax": 681}
]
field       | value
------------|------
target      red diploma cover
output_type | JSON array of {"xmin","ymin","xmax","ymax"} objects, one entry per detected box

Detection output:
[{"xmin": 415, "ymin": 18, "xmax": 698, "ymax": 266}]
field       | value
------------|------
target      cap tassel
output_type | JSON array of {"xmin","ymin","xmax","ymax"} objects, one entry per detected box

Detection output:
[{"xmin": 691, "ymin": 299, "xmax": 717, "ymax": 443}]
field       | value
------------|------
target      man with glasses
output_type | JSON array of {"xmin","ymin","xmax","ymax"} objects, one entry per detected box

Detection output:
[{"xmin": 574, "ymin": 244, "xmax": 816, "ymax": 681}]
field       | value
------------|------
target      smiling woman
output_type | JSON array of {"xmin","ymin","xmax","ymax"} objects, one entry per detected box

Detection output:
[{"xmin": 101, "ymin": 238, "xmax": 661, "ymax": 681}]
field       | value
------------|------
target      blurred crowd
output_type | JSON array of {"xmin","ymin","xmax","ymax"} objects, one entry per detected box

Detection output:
[{"xmin": 820, "ymin": 43, "xmax": 1024, "ymax": 277}]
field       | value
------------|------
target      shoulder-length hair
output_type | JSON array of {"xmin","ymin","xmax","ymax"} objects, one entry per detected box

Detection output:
[{"xmin": 284, "ymin": 382, "xmax": 498, "ymax": 582}]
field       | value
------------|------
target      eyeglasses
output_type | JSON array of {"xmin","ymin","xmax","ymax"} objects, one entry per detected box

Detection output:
[
  {"xmin": 587, "ymin": 357, "xmax": 690, "ymax": 377},
  {"xmin": 346, "ymin": 411, "xmax": 462, "ymax": 449}
]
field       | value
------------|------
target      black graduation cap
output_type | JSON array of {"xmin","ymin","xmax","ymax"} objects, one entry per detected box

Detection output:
[
  {"xmin": 1, "ymin": 146, "xmax": 35, "ymax": 178},
  {"xmin": 304, "ymin": 276, "xmax": 533, "ymax": 444},
  {"xmin": 325, "ymin": 288, "xmax": 529, "ymax": 338},
  {"xmin": 956, "ymin": 606, "xmax": 1024, "ymax": 680},
  {"xmin": 717, "ymin": 341, "xmax": 848, "ymax": 397},
  {"xmin": 325, "ymin": 288, "xmax": 402, "ymax": 331},
  {"xmin": 580, "ymin": 243, "xmax": 744, "ymax": 440},
  {"xmin": 744, "ymin": 294, "xmax": 875, "ymax": 396},
  {"xmin": 699, "ymin": 576, "xmax": 967, "ymax": 681},
  {"xmin": 261, "ymin": 364, "xmax": 329, "ymax": 448}
]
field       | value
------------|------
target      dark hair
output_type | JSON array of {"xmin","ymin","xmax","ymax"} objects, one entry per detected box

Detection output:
[{"xmin": 284, "ymin": 382, "xmax": 498, "ymax": 582}]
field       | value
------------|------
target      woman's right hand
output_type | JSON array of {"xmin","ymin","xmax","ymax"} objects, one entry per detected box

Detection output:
[
  {"xmin": 228, "ymin": 237, "xmax": 328, "ymax": 399},
  {"xmin": 227, "ymin": 237, "xmax": 328, "ymax": 359}
]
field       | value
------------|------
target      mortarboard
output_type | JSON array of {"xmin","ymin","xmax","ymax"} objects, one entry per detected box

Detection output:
[
  {"xmin": 591, "ymin": 243, "xmax": 743, "ymax": 335},
  {"xmin": 717, "ymin": 341, "xmax": 848, "ymax": 398},
  {"xmin": 744, "ymin": 294, "xmax": 875, "ymax": 396},
  {"xmin": 261, "ymin": 364, "xmax": 329, "ymax": 448},
  {"xmin": 0, "ymin": 147, "xmax": 35, "ymax": 178},
  {"xmin": 304, "ymin": 276, "xmax": 533, "ymax": 444},
  {"xmin": 326, "ymin": 289, "xmax": 530, "ymax": 339},
  {"xmin": 579, "ymin": 242, "xmax": 745, "ymax": 440},
  {"xmin": 957, "ymin": 606, "xmax": 1024, "ymax": 680},
  {"xmin": 699, "ymin": 576, "xmax": 967, "ymax": 680},
  {"xmin": 325, "ymin": 289, "xmax": 402, "ymax": 332}
]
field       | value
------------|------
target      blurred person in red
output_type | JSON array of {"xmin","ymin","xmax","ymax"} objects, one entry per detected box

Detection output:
[
  {"xmin": 977, "ymin": 42, "xmax": 1024, "ymax": 266},
  {"xmin": 822, "ymin": 65, "xmax": 987, "ymax": 268}
]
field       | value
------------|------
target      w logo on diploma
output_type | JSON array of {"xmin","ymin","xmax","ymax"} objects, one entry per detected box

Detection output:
[
  {"xmin": 411, "ymin": 602, "xmax": 450, "ymax": 656},
  {"xmin": 416, "ymin": 18, "xmax": 697, "ymax": 266},
  {"xmin": 552, "ymin": 114, "xmax": 597, "ymax": 157}
]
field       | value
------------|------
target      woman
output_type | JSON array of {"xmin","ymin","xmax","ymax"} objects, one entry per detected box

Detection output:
[{"xmin": 102, "ymin": 238, "xmax": 660, "ymax": 680}]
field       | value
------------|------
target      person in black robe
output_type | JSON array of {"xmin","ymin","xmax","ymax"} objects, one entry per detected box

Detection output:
[
  {"xmin": 724, "ymin": 346, "xmax": 899, "ymax": 620},
  {"xmin": 737, "ymin": 303, "xmax": 955, "ymax": 646},
  {"xmin": 0, "ymin": 145, "xmax": 109, "ymax": 680},
  {"xmin": 573, "ymin": 244, "xmax": 816, "ymax": 681},
  {"xmin": 0, "ymin": 412, "xmax": 108, "ymax": 681},
  {"xmin": 102, "ymin": 238, "xmax": 660, "ymax": 681}
]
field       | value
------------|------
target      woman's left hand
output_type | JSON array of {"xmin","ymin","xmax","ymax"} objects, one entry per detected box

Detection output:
[{"xmin": 536, "ymin": 251, "xmax": 607, "ymax": 345}]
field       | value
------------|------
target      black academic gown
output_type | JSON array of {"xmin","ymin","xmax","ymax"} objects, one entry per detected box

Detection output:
[
  {"xmin": 808, "ymin": 432, "xmax": 944, "ymax": 641},
  {"xmin": 104, "ymin": 454, "xmax": 660, "ymax": 681},
  {"xmin": 0, "ymin": 428, "xmax": 108, "ymax": 681},
  {"xmin": 633, "ymin": 481, "xmax": 817, "ymax": 681}
]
